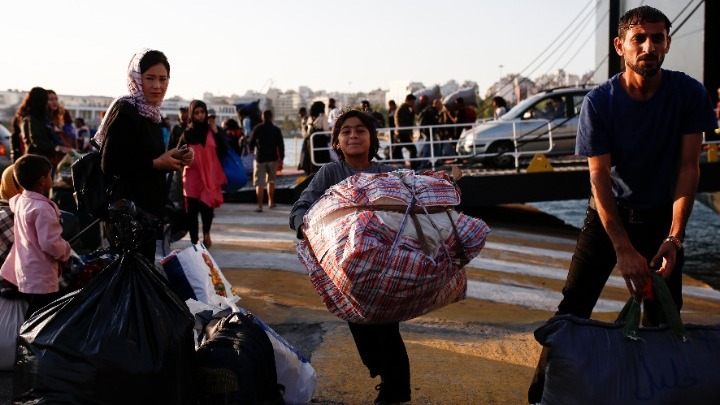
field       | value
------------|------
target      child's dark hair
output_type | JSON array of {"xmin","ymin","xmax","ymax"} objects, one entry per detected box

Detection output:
[
  {"xmin": 140, "ymin": 50, "xmax": 171, "ymax": 76},
  {"xmin": 13, "ymin": 154, "xmax": 52, "ymax": 190},
  {"xmin": 331, "ymin": 109, "xmax": 380, "ymax": 162}
]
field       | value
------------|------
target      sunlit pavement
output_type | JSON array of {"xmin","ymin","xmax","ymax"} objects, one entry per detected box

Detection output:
[
  {"xmin": 3, "ymin": 202, "xmax": 719, "ymax": 404},
  {"xmin": 174, "ymin": 203, "xmax": 720, "ymax": 404}
]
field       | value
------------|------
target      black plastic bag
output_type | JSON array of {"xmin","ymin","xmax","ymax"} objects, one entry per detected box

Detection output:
[
  {"xmin": 195, "ymin": 312, "xmax": 285, "ymax": 405},
  {"xmin": 13, "ymin": 200, "xmax": 196, "ymax": 404}
]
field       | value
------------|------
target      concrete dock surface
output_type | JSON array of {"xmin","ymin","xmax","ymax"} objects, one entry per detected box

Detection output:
[{"xmin": 2, "ymin": 202, "xmax": 720, "ymax": 404}]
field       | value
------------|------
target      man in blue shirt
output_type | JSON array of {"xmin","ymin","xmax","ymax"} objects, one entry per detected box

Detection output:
[{"xmin": 528, "ymin": 6, "xmax": 718, "ymax": 403}]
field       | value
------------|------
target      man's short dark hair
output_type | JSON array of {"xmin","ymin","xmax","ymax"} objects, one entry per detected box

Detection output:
[
  {"xmin": 263, "ymin": 110, "xmax": 274, "ymax": 121},
  {"xmin": 405, "ymin": 94, "xmax": 417, "ymax": 102},
  {"xmin": 179, "ymin": 106, "xmax": 188, "ymax": 112},
  {"xmin": 13, "ymin": 154, "xmax": 52, "ymax": 190},
  {"xmin": 618, "ymin": 6, "xmax": 671, "ymax": 39}
]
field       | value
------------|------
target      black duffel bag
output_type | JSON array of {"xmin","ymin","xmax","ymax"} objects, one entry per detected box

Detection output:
[{"xmin": 535, "ymin": 273, "xmax": 720, "ymax": 404}]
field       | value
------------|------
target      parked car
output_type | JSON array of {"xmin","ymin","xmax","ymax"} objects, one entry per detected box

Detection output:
[
  {"xmin": 0, "ymin": 123, "xmax": 13, "ymax": 172},
  {"xmin": 456, "ymin": 86, "xmax": 594, "ymax": 168}
]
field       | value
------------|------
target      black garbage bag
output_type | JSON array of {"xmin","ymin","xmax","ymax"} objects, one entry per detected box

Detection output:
[
  {"xmin": 13, "ymin": 199, "xmax": 196, "ymax": 405},
  {"xmin": 103, "ymin": 199, "xmax": 161, "ymax": 253},
  {"xmin": 195, "ymin": 311, "xmax": 285, "ymax": 405}
]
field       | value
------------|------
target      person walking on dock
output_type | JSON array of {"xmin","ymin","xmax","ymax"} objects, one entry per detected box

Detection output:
[{"xmin": 249, "ymin": 110, "xmax": 284, "ymax": 212}]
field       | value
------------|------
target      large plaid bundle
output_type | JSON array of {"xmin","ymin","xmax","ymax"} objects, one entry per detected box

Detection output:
[{"xmin": 297, "ymin": 170, "xmax": 490, "ymax": 323}]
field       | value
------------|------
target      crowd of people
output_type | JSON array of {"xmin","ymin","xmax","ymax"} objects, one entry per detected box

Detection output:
[
  {"xmin": 1, "ymin": 48, "xmax": 292, "ymax": 259},
  {"xmin": 0, "ymin": 50, "xmax": 492, "ymax": 404},
  {"xmin": 292, "ymin": 5, "xmax": 716, "ymax": 404},
  {"xmin": 1, "ymin": 5, "xmax": 719, "ymax": 403},
  {"xmin": 296, "ymin": 93, "xmax": 480, "ymax": 174}
]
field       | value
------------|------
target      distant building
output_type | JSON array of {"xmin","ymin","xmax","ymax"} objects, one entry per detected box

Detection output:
[
  {"xmin": 269, "ymin": 89, "xmax": 302, "ymax": 121},
  {"xmin": 533, "ymin": 69, "xmax": 582, "ymax": 91},
  {"xmin": 386, "ymin": 81, "xmax": 424, "ymax": 108},
  {"xmin": 0, "ymin": 90, "xmax": 26, "ymax": 123},
  {"xmin": 364, "ymin": 88, "xmax": 387, "ymax": 109},
  {"xmin": 60, "ymin": 94, "xmax": 115, "ymax": 127},
  {"xmin": 485, "ymin": 76, "xmax": 533, "ymax": 105},
  {"xmin": 298, "ymin": 86, "xmax": 313, "ymax": 101}
]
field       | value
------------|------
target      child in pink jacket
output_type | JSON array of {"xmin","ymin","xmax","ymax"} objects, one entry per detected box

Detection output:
[{"xmin": 0, "ymin": 154, "xmax": 72, "ymax": 316}]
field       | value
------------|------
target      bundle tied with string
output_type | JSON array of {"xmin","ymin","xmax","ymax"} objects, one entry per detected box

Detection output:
[{"xmin": 297, "ymin": 170, "xmax": 490, "ymax": 324}]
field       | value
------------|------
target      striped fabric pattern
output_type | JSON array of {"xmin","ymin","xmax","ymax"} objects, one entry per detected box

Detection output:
[
  {"xmin": 0, "ymin": 207, "xmax": 14, "ymax": 264},
  {"xmin": 297, "ymin": 170, "xmax": 490, "ymax": 323}
]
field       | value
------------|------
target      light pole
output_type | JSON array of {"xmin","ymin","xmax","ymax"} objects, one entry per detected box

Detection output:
[{"xmin": 498, "ymin": 64, "xmax": 504, "ymax": 84}]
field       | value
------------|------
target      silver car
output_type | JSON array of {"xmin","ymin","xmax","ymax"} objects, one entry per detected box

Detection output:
[{"xmin": 456, "ymin": 86, "xmax": 593, "ymax": 168}]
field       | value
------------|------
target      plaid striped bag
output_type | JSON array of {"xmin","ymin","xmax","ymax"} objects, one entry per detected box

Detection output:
[{"xmin": 297, "ymin": 170, "xmax": 490, "ymax": 324}]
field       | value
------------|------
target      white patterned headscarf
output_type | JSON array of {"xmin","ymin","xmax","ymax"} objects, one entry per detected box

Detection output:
[{"xmin": 93, "ymin": 48, "xmax": 165, "ymax": 147}]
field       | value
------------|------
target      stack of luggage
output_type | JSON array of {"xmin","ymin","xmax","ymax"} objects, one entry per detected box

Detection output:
[{"xmin": 5, "ymin": 199, "xmax": 316, "ymax": 405}]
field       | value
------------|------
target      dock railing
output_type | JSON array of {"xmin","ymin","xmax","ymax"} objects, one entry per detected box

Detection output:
[
  {"xmin": 307, "ymin": 121, "xmax": 720, "ymax": 170},
  {"xmin": 307, "ymin": 121, "xmax": 559, "ymax": 170}
]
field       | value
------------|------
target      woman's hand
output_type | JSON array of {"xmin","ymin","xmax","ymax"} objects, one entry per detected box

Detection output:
[
  {"xmin": 180, "ymin": 146, "xmax": 194, "ymax": 166},
  {"xmin": 153, "ymin": 149, "xmax": 184, "ymax": 171}
]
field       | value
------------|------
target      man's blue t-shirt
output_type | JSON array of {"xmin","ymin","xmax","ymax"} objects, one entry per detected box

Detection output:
[{"xmin": 576, "ymin": 70, "xmax": 717, "ymax": 209}]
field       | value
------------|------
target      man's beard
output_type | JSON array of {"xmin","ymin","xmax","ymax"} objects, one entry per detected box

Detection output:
[{"xmin": 626, "ymin": 56, "xmax": 663, "ymax": 77}]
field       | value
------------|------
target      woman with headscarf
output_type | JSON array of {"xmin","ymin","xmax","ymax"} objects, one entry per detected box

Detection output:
[
  {"xmin": 181, "ymin": 100, "xmax": 227, "ymax": 248},
  {"xmin": 96, "ymin": 48, "xmax": 194, "ymax": 261}
]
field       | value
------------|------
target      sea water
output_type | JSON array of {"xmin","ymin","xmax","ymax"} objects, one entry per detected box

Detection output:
[{"xmin": 530, "ymin": 199, "xmax": 720, "ymax": 290}]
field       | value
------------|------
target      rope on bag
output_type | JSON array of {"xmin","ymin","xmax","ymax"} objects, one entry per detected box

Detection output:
[
  {"xmin": 389, "ymin": 171, "xmax": 457, "ymax": 263},
  {"xmin": 390, "ymin": 172, "xmax": 415, "ymax": 252}
]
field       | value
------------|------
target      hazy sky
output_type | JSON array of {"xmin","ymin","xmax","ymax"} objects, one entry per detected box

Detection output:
[{"xmin": 1, "ymin": 0, "xmax": 601, "ymax": 100}]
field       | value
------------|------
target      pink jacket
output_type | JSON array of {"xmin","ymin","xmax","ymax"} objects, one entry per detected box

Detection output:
[
  {"xmin": 0, "ymin": 191, "xmax": 71, "ymax": 294},
  {"xmin": 183, "ymin": 130, "xmax": 227, "ymax": 209}
]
